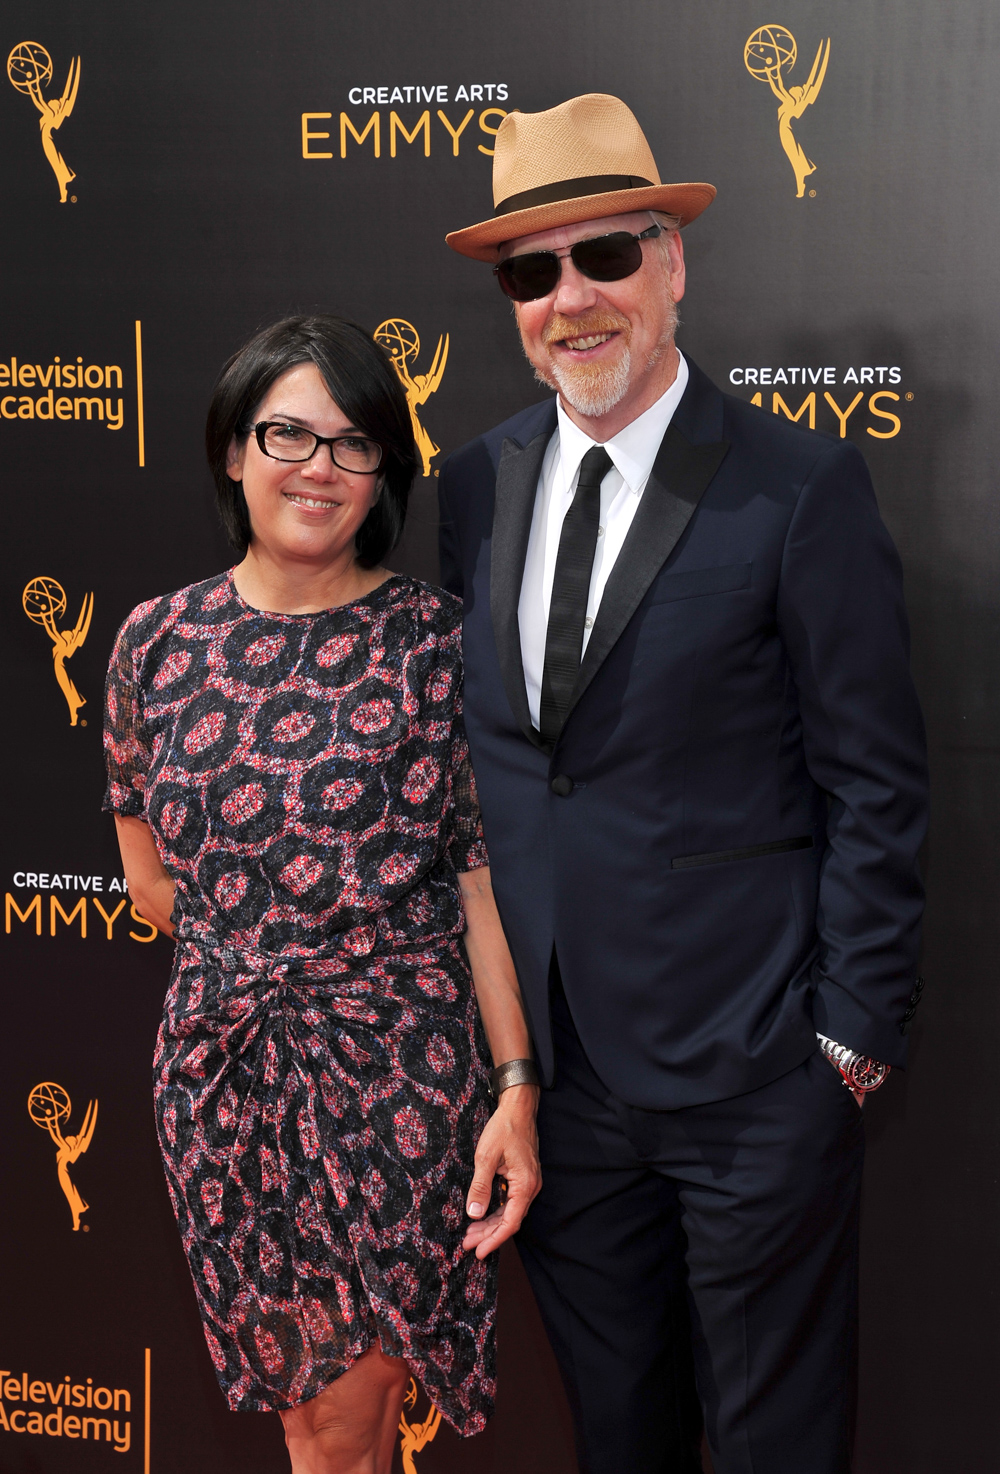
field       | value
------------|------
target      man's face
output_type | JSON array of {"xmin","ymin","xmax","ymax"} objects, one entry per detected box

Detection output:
[{"xmin": 499, "ymin": 211, "xmax": 686, "ymax": 422}]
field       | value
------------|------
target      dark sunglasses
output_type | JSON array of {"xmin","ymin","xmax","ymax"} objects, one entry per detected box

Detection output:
[{"xmin": 493, "ymin": 223, "xmax": 662, "ymax": 303}]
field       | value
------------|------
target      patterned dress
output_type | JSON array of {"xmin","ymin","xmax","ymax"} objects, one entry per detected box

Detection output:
[{"xmin": 102, "ymin": 571, "xmax": 497, "ymax": 1433}]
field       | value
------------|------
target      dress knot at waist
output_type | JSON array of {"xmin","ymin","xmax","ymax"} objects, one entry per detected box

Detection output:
[
  {"xmin": 176, "ymin": 929, "xmax": 461, "ymax": 986},
  {"xmin": 180, "ymin": 933, "xmax": 353, "ymax": 981}
]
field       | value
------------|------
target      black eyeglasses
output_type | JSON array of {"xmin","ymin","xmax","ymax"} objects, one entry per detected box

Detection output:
[
  {"xmin": 493, "ymin": 224, "xmax": 662, "ymax": 303},
  {"xmin": 252, "ymin": 421, "xmax": 383, "ymax": 474}
]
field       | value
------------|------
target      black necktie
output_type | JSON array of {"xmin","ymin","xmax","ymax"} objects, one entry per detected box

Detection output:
[{"xmin": 539, "ymin": 446, "xmax": 613, "ymax": 744}]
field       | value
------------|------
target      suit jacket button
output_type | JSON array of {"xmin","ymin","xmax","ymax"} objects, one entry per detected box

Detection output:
[{"xmin": 551, "ymin": 774, "xmax": 574, "ymax": 797}]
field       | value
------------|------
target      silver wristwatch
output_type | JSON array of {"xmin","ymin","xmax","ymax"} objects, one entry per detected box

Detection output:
[{"xmin": 816, "ymin": 1033, "xmax": 889, "ymax": 1094}]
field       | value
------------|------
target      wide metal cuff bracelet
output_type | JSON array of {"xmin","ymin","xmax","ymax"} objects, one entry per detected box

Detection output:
[{"xmin": 490, "ymin": 1058, "xmax": 540, "ymax": 1098}]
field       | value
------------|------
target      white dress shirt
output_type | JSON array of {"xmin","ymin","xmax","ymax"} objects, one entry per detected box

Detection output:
[{"xmin": 518, "ymin": 353, "xmax": 690, "ymax": 730}]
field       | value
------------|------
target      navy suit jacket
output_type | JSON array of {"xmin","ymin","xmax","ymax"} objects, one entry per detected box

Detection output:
[{"xmin": 439, "ymin": 358, "xmax": 928, "ymax": 1108}]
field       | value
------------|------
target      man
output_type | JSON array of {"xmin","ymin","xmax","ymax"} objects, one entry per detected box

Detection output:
[{"xmin": 440, "ymin": 93, "xmax": 927, "ymax": 1474}]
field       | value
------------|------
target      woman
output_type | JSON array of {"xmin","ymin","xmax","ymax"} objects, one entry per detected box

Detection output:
[{"xmin": 103, "ymin": 316, "xmax": 541, "ymax": 1473}]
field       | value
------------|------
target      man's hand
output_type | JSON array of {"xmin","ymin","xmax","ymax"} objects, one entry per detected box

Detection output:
[
  {"xmin": 463, "ymin": 1084, "xmax": 542, "ymax": 1259},
  {"xmin": 820, "ymin": 1052, "xmax": 865, "ymax": 1106}
]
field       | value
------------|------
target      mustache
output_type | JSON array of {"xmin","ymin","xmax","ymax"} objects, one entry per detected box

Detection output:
[{"xmin": 541, "ymin": 309, "xmax": 632, "ymax": 347}]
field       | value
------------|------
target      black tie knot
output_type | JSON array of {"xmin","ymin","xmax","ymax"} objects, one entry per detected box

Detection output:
[{"xmin": 577, "ymin": 446, "xmax": 614, "ymax": 493}]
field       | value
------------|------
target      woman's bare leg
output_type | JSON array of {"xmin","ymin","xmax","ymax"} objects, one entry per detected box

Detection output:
[{"xmin": 279, "ymin": 1344, "xmax": 411, "ymax": 1474}]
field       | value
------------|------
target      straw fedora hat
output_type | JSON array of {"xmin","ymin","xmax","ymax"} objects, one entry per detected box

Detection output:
[{"xmin": 446, "ymin": 93, "xmax": 716, "ymax": 263}]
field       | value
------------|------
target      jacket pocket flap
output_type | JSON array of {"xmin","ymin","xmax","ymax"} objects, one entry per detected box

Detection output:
[
  {"xmin": 672, "ymin": 835, "xmax": 813, "ymax": 870},
  {"xmin": 649, "ymin": 562, "xmax": 752, "ymax": 605}
]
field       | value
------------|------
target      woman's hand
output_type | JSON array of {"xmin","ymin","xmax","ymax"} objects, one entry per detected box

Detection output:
[
  {"xmin": 463, "ymin": 1083, "xmax": 542, "ymax": 1259},
  {"xmin": 113, "ymin": 814, "xmax": 177, "ymax": 937},
  {"xmin": 456, "ymin": 865, "xmax": 542, "ymax": 1257}
]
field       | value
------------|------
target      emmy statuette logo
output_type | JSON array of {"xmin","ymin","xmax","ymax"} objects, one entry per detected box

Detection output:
[
  {"xmin": 7, "ymin": 41, "xmax": 81, "ymax": 202},
  {"xmin": 744, "ymin": 25, "xmax": 830, "ymax": 198},
  {"xmin": 22, "ymin": 575, "xmax": 94, "ymax": 726},
  {"xmin": 398, "ymin": 1378, "xmax": 441, "ymax": 1472},
  {"xmin": 28, "ymin": 1081, "xmax": 98, "ymax": 1231},
  {"xmin": 374, "ymin": 320, "xmax": 449, "ymax": 478}
]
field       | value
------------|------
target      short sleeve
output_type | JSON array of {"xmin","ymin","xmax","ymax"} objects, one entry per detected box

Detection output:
[
  {"xmin": 447, "ymin": 711, "xmax": 488, "ymax": 873},
  {"xmin": 102, "ymin": 615, "xmax": 152, "ymax": 816}
]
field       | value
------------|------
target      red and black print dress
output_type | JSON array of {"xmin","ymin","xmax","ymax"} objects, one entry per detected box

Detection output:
[{"xmin": 102, "ymin": 571, "xmax": 497, "ymax": 1433}]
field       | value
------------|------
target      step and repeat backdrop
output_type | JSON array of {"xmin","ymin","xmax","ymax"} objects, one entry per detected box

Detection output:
[{"xmin": 1, "ymin": 0, "xmax": 997, "ymax": 1470}]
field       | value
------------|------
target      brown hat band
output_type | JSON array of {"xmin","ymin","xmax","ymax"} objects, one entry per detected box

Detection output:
[{"xmin": 494, "ymin": 173, "xmax": 654, "ymax": 216}]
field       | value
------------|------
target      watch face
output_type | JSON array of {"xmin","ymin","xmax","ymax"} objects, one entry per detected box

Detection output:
[{"xmin": 848, "ymin": 1055, "xmax": 888, "ymax": 1091}]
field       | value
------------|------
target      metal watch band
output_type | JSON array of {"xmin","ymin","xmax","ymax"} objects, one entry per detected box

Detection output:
[
  {"xmin": 816, "ymin": 1033, "xmax": 889, "ymax": 1093},
  {"xmin": 489, "ymin": 1058, "xmax": 540, "ymax": 1098}
]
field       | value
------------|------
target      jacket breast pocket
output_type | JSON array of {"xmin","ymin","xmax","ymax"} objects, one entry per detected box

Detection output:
[{"xmin": 648, "ymin": 562, "xmax": 752, "ymax": 605}]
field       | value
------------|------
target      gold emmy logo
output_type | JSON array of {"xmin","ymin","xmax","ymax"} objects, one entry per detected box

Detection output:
[
  {"xmin": 744, "ymin": 25, "xmax": 830, "ymax": 198},
  {"xmin": 23, "ymin": 575, "xmax": 94, "ymax": 726},
  {"xmin": 374, "ymin": 319, "xmax": 449, "ymax": 477},
  {"xmin": 398, "ymin": 1379, "xmax": 441, "ymax": 1472},
  {"xmin": 28, "ymin": 1081, "xmax": 98, "ymax": 1232},
  {"xmin": 7, "ymin": 41, "xmax": 81, "ymax": 203}
]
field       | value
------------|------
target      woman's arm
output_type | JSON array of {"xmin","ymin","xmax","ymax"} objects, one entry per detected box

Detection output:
[
  {"xmin": 114, "ymin": 815, "xmax": 176, "ymax": 937},
  {"xmin": 458, "ymin": 865, "xmax": 542, "ymax": 1259}
]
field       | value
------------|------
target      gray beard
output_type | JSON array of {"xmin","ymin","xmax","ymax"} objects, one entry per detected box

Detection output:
[
  {"xmin": 544, "ymin": 345, "xmax": 633, "ymax": 418},
  {"xmin": 531, "ymin": 299, "xmax": 678, "ymax": 420}
]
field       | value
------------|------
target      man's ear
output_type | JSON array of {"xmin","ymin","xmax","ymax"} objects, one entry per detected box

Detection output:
[
  {"xmin": 226, "ymin": 435, "xmax": 245, "ymax": 482},
  {"xmin": 666, "ymin": 230, "xmax": 686, "ymax": 305}
]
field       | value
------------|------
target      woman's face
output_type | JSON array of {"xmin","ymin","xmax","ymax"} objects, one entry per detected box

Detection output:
[{"xmin": 227, "ymin": 363, "xmax": 382, "ymax": 568}]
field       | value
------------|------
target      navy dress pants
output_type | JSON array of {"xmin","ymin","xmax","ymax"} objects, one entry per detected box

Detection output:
[{"xmin": 517, "ymin": 977, "xmax": 865, "ymax": 1474}]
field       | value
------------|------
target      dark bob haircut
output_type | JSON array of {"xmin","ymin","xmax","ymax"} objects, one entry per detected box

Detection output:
[{"xmin": 205, "ymin": 315, "xmax": 418, "ymax": 567}]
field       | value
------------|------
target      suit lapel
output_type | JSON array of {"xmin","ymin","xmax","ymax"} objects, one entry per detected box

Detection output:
[
  {"xmin": 490, "ymin": 425, "xmax": 553, "ymax": 748},
  {"xmin": 563, "ymin": 398, "xmax": 730, "ymax": 726}
]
